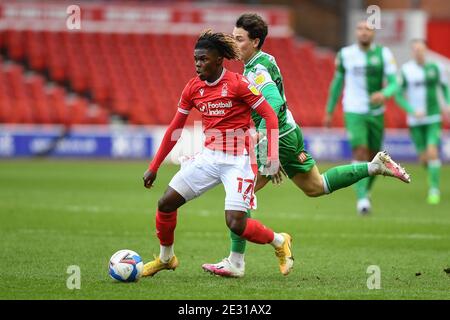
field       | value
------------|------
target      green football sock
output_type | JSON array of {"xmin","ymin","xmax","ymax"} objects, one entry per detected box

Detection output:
[
  {"xmin": 428, "ymin": 160, "xmax": 441, "ymax": 191},
  {"xmin": 354, "ymin": 177, "xmax": 370, "ymax": 199},
  {"xmin": 230, "ymin": 210, "xmax": 251, "ymax": 254},
  {"xmin": 322, "ymin": 163, "xmax": 369, "ymax": 194},
  {"xmin": 367, "ymin": 176, "xmax": 377, "ymax": 192}
]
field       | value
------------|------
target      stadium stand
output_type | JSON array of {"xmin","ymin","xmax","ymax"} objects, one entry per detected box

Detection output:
[{"xmin": 0, "ymin": 28, "xmax": 408, "ymax": 128}]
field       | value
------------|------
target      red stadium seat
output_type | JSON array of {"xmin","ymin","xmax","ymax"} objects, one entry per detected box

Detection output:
[
  {"xmin": 0, "ymin": 29, "xmax": 409, "ymax": 127},
  {"xmin": 0, "ymin": 58, "xmax": 111, "ymax": 125}
]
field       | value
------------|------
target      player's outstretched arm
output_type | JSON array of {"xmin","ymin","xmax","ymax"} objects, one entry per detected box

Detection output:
[
  {"xmin": 324, "ymin": 72, "xmax": 344, "ymax": 127},
  {"xmin": 394, "ymin": 73, "xmax": 415, "ymax": 115},
  {"xmin": 441, "ymin": 83, "xmax": 450, "ymax": 123},
  {"xmin": 143, "ymin": 111, "xmax": 188, "ymax": 188},
  {"xmin": 256, "ymin": 83, "xmax": 285, "ymax": 131},
  {"xmin": 395, "ymin": 90, "xmax": 415, "ymax": 115},
  {"xmin": 370, "ymin": 75, "xmax": 398, "ymax": 105},
  {"xmin": 324, "ymin": 51, "xmax": 345, "ymax": 127},
  {"xmin": 380, "ymin": 47, "xmax": 399, "ymax": 99},
  {"xmin": 381, "ymin": 74, "xmax": 399, "ymax": 98},
  {"xmin": 441, "ymin": 83, "xmax": 450, "ymax": 105},
  {"xmin": 437, "ymin": 63, "xmax": 450, "ymax": 122},
  {"xmin": 254, "ymin": 100, "xmax": 279, "ymax": 175}
]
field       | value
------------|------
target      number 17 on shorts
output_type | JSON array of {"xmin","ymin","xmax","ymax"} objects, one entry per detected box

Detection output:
[{"xmin": 237, "ymin": 177, "xmax": 256, "ymax": 210}]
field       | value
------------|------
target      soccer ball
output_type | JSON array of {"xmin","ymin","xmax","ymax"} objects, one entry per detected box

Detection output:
[{"xmin": 108, "ymin": 249, "xmax": 144, "ymax": 282}]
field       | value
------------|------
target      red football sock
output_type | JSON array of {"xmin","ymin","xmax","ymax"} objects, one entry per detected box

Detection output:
[
  {"xmin": 155, "ymin": 210, "xmax": 177, "ymax": 246},
  {"xmin": 241, "ymin": 218, "xmax": 274, "ymax": 244}
]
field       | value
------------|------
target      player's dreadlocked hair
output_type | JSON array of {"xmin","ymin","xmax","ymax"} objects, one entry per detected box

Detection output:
[{"xmin": 195, "ymin": 29, "xmax": 240, "ymax": 60}]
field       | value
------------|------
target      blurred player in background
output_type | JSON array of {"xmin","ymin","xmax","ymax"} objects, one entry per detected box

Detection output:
[
  {"xmin": 324, "ymin": 20, "xmax": 400, "ymax": 214},
  {"xmin": 141, "ymin": 30, "xmax": 294, "ymax": 277},
  {"xmin": 202, "ymin": 13, "xmax": 410, "ymax": 278},
  {"xmin": 395, "ymin": 39, "xmax": 450, "ymax": 204}
]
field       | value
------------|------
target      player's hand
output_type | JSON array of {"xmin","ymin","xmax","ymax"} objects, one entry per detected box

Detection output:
[
  {"xmin": 271, "ymin": 164, "xmax": 287, "ymax": 186},
  {"xmin": 251, "ymin": 131, "xmax": 265, "ymax": 145},
  {"xmin": 143, "ymin": 169, "xmax": 157, "ymax": 189},
  {"xmin": 323, "ymin": 113, "xmax": 333, "ymax": 128},
  {"xmin": 261, "ymin": 158, "xmax": 280, "ymax": 176},
  {"xmin": 370, "ymin": 91, "xmax": 386, "ymax": 105},
  {"xmin": 414, "ymin": 110, "xmax": 425, "ymax": 119}
]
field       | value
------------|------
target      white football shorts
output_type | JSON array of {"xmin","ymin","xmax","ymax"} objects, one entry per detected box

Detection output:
[{"xmin": 168, "ymin": 148, "xmax": 257, "ymax": 212}]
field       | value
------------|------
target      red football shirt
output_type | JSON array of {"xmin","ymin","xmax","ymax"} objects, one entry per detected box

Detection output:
[{"xmin": 177, "ymin": 68, "xmax": 265, "ymax": 154}]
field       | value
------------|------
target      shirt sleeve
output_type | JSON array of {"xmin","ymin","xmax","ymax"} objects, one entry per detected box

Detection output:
[
  {"xmin": 437, "ymin": 63, "xmax": 450, "ymax": 105},
  {"xmin": 177, "ymin": 81, "xmax": 194, "ymax": 115},
  {"xmin": 394, "ymin": 69, "xmax": 415, "ymax": 115},
  {"xmin": 326, "ymin": 50, "xmax": 345, "ymax": 114},
  {"xmin": 382, "ymin": 47, "xmax": 397, "ymax": 76},
  {"xmin": 237, "ymin": 75, "xmax": 266, "ymax": 110},
  {"xmin": 252, "ymin": 66, "xmax": 276, "ymax": 92},
  {"xmin": 335, "ymin": 50, "xmax": 345, "ymax": 76},
  {"xmin": 248, "ymin": 66, "xmax": 284, "ymax": 113},
  {"xmin": 437, "ymin": 63, "xmax": 449, "ymax": 86},
  {"xmin": 148, "ymin": 110, "xmax": 188, "ymax": 172}
]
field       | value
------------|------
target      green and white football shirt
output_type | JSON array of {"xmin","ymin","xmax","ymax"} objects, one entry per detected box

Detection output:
[
  {"xmin": 244, "ymin": 51, "xmax": 296, "ymax": 136},
  {"xmin": 337, "ymin": 44, "xmax": 397, "ymax": 115},
  {"xmin": 400, "ymin": 60, "xmax": 448, "ymax": 126}
]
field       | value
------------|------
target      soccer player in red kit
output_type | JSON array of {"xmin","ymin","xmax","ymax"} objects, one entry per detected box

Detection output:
[{"xmin": 141, "ymin": 30, "xmax": 294, "ymax": 277}]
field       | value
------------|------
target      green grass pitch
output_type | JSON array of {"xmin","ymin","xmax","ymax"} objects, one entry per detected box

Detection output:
[{"xmin": 1, "ymin": 160, "xmax": 449, "ymax": 299}]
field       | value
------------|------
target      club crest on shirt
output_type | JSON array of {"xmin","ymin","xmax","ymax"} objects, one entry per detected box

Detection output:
[{"xmin": 221, "ymin": 83, "xmax": 228, "ymax": 97}]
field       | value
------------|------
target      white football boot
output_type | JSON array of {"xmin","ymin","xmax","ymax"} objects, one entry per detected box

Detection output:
[
  {"xmin": 202, "ymin": 258, "xmax": 245, "ymax": 278},
  {"xmin": 371, "ymin": 150, "xmax": 411, "ymax": 183}
]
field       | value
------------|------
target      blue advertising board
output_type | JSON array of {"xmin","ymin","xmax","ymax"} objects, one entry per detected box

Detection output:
[
  {"xmin": 0, "ymin": 125, "xmax": 153, "ymax": 159},
  {"xmin": 301, "ymin": 128, "xmax": 450, "ymax": 162},
  {"xmin": 0, "ymin": 125, "xmax": 449, "ymax": 162}
]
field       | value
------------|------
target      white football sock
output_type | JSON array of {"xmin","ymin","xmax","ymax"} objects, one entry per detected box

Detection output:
[
  {"xmin": 428, "ymin": 159, "xmax": 441, "ymax": 168},
  {"xmin": 271, "ymin": 233, "xmax": 285, "ymax": 248},
  {"xmin": 228, "ymin": 252, "xmax": 245, "ymax": 269},
  {"xmin": 159, "ymin": 245, "xmax": 174, "ymax": 263},
  {"xmin": 367, "ymin": 162, "xmax": 380, "ymax": 176},
  {"xmin": 321, "ymin": 174, "xmax": 330, "ymax": 194},
  {"xmin": 353, "ymin": 160, "xmax": 378, "ymax": 176}
]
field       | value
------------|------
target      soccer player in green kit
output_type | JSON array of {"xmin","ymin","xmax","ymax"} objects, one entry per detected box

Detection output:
[
  {"xmin": 395, "ymin": 39, "xmax": 450, "ymax": 204},
  {"xmin": 201, "ymin": 14, "xmax": 410, "ymax": 278},
  {"xmin": 324, "ymin": 20, "xmax": 400, "ymax": 214}
]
